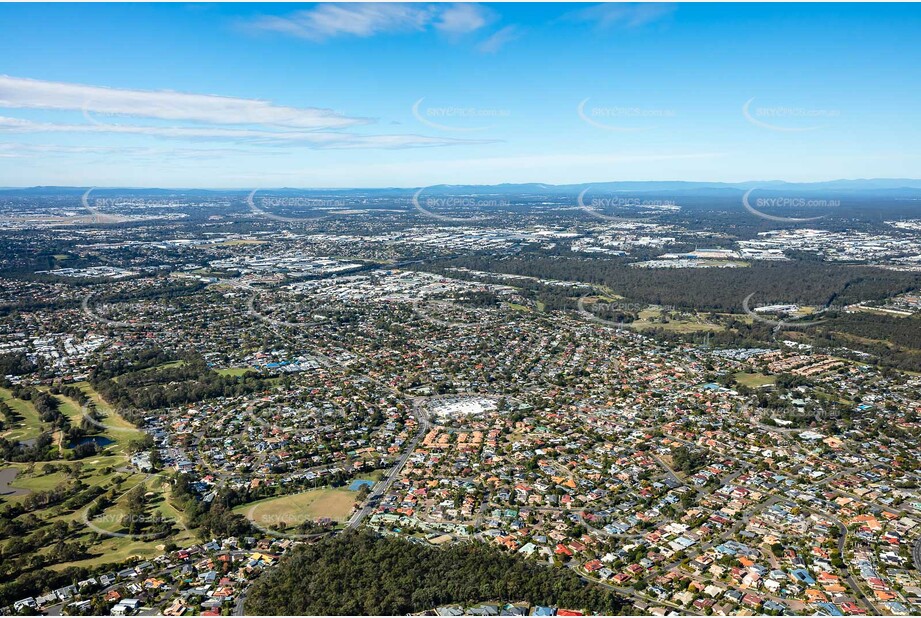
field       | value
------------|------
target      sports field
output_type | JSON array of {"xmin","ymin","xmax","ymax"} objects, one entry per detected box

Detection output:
[
  {"xmin": 734, "ymin": 372, "xmax": 776, "ymax": 388},
  {"xmin": 235, "ymin": 488, "xmax": 357, "ymax": 527}
]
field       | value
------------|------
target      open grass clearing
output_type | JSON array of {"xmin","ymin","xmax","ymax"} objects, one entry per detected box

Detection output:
[
  {"xmin": 734, "ymin": 372, "xmax": 776, "ymax": 388},
  {"xmin": 629, "ymin": 309, "xmax": 724, "ymax": 333},
  {"xmin": 215, "ymin": 367, "xmax": 253, "ymax": 377},
  {"xmin": 234, "ymin": 487, "xmax": 357, "ymax": 527},
  {"xmin": 216, "ymin": 239, "xmax": 267, "ymax": 246}
]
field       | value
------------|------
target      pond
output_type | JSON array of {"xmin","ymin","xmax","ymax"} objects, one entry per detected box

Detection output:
[
  {"xmin": 67, "ymin": 436, "xmax": 114, "ymax": 449},
  {"xmin": 0, "ymin": 467, "xmax": 30, "ymax": 497}
]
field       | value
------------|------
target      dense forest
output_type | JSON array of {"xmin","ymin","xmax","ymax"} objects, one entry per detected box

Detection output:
[
  {"xmin": 416, "ymin": 255, "xmax": 921, "ymax": 370},
  {"xmin": 245, "ymin": 531, "xmax": 629, "ymax": 616},
  {"xmin": 427, "ymin": 255, "xmax": 921, "ymax": 312},
  {"xmin": 0, "ymin": 274, "xmax": 203, "ymax": 317}
]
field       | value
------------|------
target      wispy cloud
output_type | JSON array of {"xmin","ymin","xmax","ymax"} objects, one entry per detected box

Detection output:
[
  {"xmin": 0, "ymin": 75, "xmax": 366, "ymax": 129},
  {"xmin": 0, "ymin": 75, "xmax": 494, "ymax": 150},
  {"xmin": 477, "ymin": 25, "xmax": 522, "ymax": 54},
  {"xmin": 0, "ymin": 142, "xmax": 280, "ymax": 160},
  {"xmin": 564, "ymin": 3, "xmax": 677, "ymax": 29},
  {"xmin": 0, "ymin": 116, "xmax": 492, "ymax": 149},
  {"xmin": 246, "ymin": 3, "xmax": 495, "ymax": 41}
]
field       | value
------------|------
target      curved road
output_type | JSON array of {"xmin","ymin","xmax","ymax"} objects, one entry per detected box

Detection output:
[{"xmin": 830, "ymin": 519, "xmax": 880, "ymax": 615}]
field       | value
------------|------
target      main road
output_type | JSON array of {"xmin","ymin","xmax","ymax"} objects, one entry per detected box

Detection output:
[
  {"xmin": 913, "ymin": 536, "xmax": 921, "ymax": 573},
  {"xmin": 347, "ymin": 398, "xmax": 430, "ymax": 529}
]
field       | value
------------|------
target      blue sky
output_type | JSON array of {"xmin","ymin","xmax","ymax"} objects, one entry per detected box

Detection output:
[{"xmin": 0, "ymin": 2, "xmax": 918, "ymax": 188}]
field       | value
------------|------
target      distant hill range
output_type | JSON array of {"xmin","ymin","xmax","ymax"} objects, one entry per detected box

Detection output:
[{"xmin": 3, "ymin": 178, "xmax": 921, "ymax": 198}]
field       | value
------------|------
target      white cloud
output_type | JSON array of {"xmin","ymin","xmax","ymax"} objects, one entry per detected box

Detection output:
[
  {"xmin": 0, "ymin": 75, "xmax": 366, "ymax": 129},
  {"xmin": 0, "ymin": 115, "xmax": 492, "ymax": 149},
  {"xmin": 564, "ymin": 3, "xmax": 677, "ymax": 29},
  {"xmin": 0, "ymin": 75, "xmax": 496, "ymax": 151},
  {"xmin": 435, "ymin": 4, "xmax": 495, "ymax": 34},
  {"xmin": 477, "ymin": 25, "xmax": 522, "ymax": 54},
  {"xmin": 247, "ymin": 3, "xmax": 492, "ymax": 41}
]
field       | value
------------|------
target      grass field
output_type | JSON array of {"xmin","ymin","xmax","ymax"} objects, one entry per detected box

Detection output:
[
  {"xmin": 0, "ymin": 387, "xmax": 43, "ymax": 442},
  {"xmin": 235, "ymin": 488, "xmax": 357, "ymax": 527},
  {"xmin": 48, "ymin": 535, "xmax": 186, "ymax": 571},
  {"xmin": 53, "ymin": 392, "xmax": 85, "ymax": 423},
  {"xmin": 4, "ymin": 459, "xmax": 133, "ymax": 500},
  {"xmin": 849, "ymin": 305, "xmax": 914, "ymax": 318},
  {"xmin": 47, "ymin": 508, "xmax": 197, "ymax": 571},
  {"xmin": 72, "ymin": 381, "xmax": 145, "ymax": 456},
  {"xmin": 594, "ymin": 287, "xmax": 624, "ymax": 300},
  {"xmin": 734, "ymin": 372, "xmax": 776, "ymax": 388},
  {"xmin": 140, "ymin": 360, "xmax": 186, "ymax": 373},
  {"xmin": 4, "ymin": 463, "xmax": 195, "ymax": 571},
  {"xmin": 0, "ymin": 381, "xmax": 196, "ymax": 572},
  {"xmin": 216, "ymin": 367, "xmax": 253, "ymax": 377},
  {"xmin": 216, "ymin": 239, "xmax": 267, "ymax": 246},
  {"xmin": 4, "ymin": 466, "xmax": 69, "ymax": 494},
  {"xmin": 86, "ymin": 474, "xmax": 181, "ymax": 532},
  {"xmin": 629, "ymin": 308, "xmax": 724, "ymax": 333}
]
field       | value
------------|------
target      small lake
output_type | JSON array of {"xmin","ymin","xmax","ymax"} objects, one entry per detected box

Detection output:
[
  {"xmin": 68, "ymin": 436, "xmax": 114, "ymax": 449},
  {"xmin": 0, "ymin": 467, "xmax": 30, "ymax": 497}
]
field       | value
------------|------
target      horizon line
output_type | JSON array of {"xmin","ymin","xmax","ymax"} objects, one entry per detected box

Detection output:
[{"xmin": 3, "ymin": 177, "xmax": 921, "ymax": 192}]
